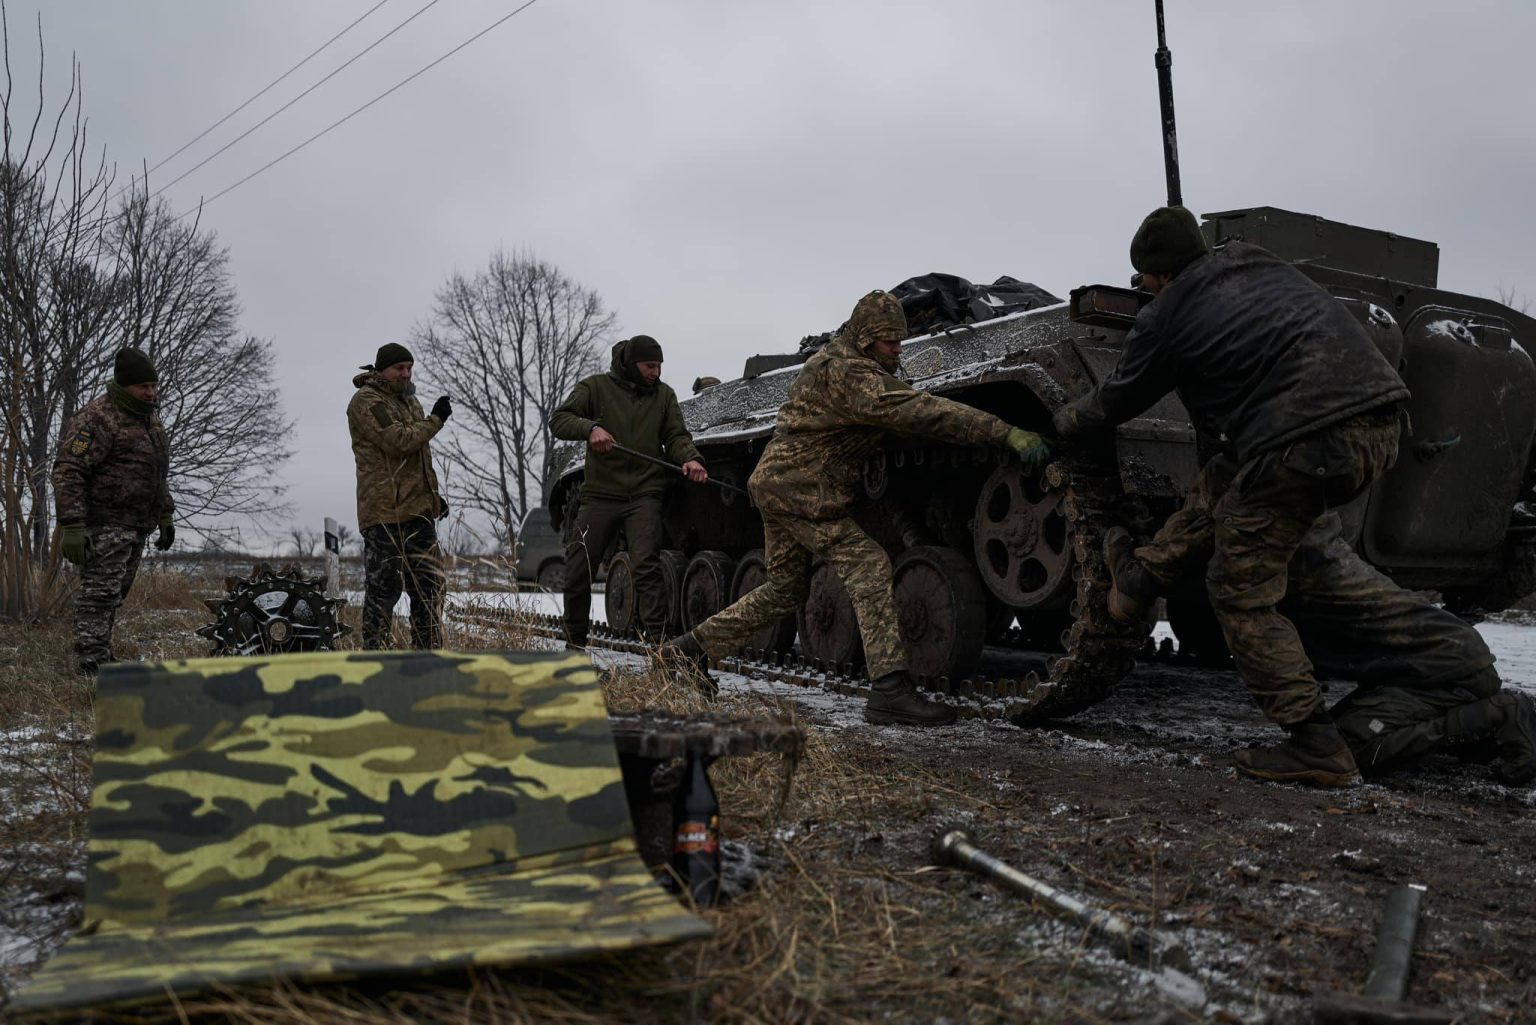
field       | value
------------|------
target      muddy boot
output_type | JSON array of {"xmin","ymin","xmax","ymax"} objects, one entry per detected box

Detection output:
[
  {"xmin": 1234, "ymin": 719, "xmax": 1361, "ymax": 788},
  {"xmin": 653, "ymin": 632, "xmax": 719, "ymax": 700},
  {"xmin": 1102, "ymin": 528, "xmax": 1159, "ymax": 626},
  {"xmin": 863, "ymin": 670, "xmax": 957, "ymax": 727},
  {"xmin": 1443, "ymin": 693, "xmax": 1536, "ymax": 784}
]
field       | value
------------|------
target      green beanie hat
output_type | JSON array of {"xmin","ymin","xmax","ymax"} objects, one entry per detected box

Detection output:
[
  {"xmin": 113, "ymin": 347, "xmax": 158, "ymax": 386},
  {"xmin": 372, "ymin": 342, "xmax": 414, "ymax": 371},
  {"xmin": 625, "ymin": 334, "xmax": 663, "ymax": 364},
  {"xmin": 1129, "ymin": 205, "xmax": 1209, "ymax": 277}
]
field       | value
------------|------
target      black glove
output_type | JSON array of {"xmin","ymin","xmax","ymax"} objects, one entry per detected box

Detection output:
[
  {"xmin": 437, "ymin": 496, "xmax": 451, "ymax": 521},
  {"xmin": 431, "ymin": 395, "xmax": 453, "ymax": 422},
  {"xmin": 155, "ymin": 516, "xmax": 175, "ymax": 551}
]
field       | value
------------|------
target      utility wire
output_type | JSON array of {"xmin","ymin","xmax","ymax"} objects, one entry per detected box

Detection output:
[
  {"xmin": 119, "ymin": 0, "xmax": 394, "ymax": 199},
  {"xmin": 151, "ymin": 0, "xmax": 448, "ymax": 202},
  {"xmin": 184, "ymin": 0, "xmax": 545, "ymax": 215}
]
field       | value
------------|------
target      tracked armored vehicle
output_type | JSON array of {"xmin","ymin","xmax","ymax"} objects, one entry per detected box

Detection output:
[{"xmin": 550, "ymin": 207, "xmax": 1536, "ymax": 722}]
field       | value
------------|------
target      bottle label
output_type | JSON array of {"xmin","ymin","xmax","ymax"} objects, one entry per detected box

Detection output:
[{"xmin": 673, "ymin": 818, "xmax": 719, "ymax": 855}]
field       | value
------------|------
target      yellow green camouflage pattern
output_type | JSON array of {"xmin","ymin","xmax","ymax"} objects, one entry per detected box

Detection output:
[{"xmin": 12, "ymin": 650, "xmax": 709, "ymax": 1018}]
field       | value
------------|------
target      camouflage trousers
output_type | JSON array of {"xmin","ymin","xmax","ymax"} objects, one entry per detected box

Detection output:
[
  {"xmin": 691, "ymin": 513, "xmax": 905, "ymax": 680},
  {"xmin": 563, "ymin": 495, "xmax": 665, "ymax": 644},
  {"xmin": 362, "ymin": 519, "xmax": 444, "ymax": 650},
  {"xmin": 74, "ymin": 526, "xmax": 146, "ymax": 668},
  {"xmin": 1203, "ymin": 412, "xmax": 1403, "ymax": 724},
  {"xmin": 1134, "ymin": 416, "xmax": 1505, "ymax": 771}
]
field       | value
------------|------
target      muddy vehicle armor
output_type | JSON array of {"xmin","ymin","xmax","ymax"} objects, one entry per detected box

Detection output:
[{"xmin": 550, "ymin": 207, "xmax": 1536, "ymax": 723}]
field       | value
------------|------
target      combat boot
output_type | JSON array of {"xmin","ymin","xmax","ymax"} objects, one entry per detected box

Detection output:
[
  {"xmin": 864, "ymin": 670, "xmax": 957, "ymax": 727},
  {"xmin": 1234, "ymin": 719, "xmax": 1361, "ymax": 788},
  {"xmin": 1102, "ymin": 528, "xmax": 1159, "ymax": 626},
  {"xmin": 653, "ymin": 632, "xmax": 719, "ymax": 700},
  {"xmin": 1443, "ymin": 692, "xmax": 1536, "ymax": 785}
]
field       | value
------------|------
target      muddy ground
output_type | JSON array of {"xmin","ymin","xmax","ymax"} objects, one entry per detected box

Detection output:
[
  {"xmin": 664, "ymin": 643, "xmax": 1536, "ymax": 1023},
  {"xmin": 3, "ymin": 595, "xmax": 1534, "ymax": 1023}
]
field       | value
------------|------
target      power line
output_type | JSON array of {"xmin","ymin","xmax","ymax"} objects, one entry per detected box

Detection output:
[
  {"xmin": 184, "ymin": 0, "xmax": 546, "ymax": 215},
  {"xmin": 121, "ymin": 0, "xmax": 395, "ymax": 198},
  {"xmin": 150, "ymin": 0, "xmax": 448, "ymax": 202}
]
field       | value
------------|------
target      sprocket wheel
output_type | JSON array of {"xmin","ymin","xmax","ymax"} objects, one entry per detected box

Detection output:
[{"xmin": 198, "ymin": 562, "xmax": 350, "ymax": 656}]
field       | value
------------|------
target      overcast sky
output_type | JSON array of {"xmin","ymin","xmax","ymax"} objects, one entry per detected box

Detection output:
[{"xmin": 19, "ymin": 0, "xmax": 1536, "ymax": 548}]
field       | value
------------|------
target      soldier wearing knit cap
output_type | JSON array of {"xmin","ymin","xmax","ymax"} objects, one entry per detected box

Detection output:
[
  {"xmin": 347, "ymin": 342, "xmax": 453, "ymax": 649},
  {"xmin": 52, "ymin": 347, "xmax": 175, "ymax": 674},
  {"xmin": 550, "ymin": 334, "xmax": 706, "ymax": 647},
  {"xmin": 1053, "ymin": 205, "xmax": 1427, "ymax": 787},
  {"xmin": 658, "ymin": 291, "xmax": 1050, "ymax": 723}
]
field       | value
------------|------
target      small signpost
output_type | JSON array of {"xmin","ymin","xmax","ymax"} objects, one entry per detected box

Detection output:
[{"xmin": 323, "ymin": 517, "xmax": 341, "ymax": 599}]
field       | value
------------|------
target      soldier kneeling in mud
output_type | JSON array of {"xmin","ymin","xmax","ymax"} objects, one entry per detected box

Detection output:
[
  {"xmin": 1055, "ymin": 205, "xmax": 1536, "ymax": 787},
  {"xmin": 1105, "ymin": 453, "xmax": 1536, "ymax": 787},
  {"xmin": 658, "ymin": 289, "xmax": 1051, "ymax": 727}
]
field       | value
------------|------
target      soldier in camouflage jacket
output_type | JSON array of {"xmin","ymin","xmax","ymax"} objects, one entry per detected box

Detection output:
[
  {"xmin": 661, "ymin": 290, "xmax": 1050, "ymax": 726},
  {"xmin": 346, "ymin": 343, "xmax": 452, "ymax": 649},
  {"xmin": 52, "ymin": 347, "xmax": 175, "ymax": 673}
]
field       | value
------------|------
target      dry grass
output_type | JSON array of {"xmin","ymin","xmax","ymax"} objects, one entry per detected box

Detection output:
[{"xmin": 2, "ymin": 581, "xmax": 1184, "ymax": 1025}]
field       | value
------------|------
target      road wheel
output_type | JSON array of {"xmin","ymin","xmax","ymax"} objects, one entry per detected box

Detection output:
[
  {"xmin": 973, "ymin": 463, "xmax": 1073, "ymax": 610},
  {"xmin": 604, "ymin": 552, "xmax": 636, "ymax": 635},
  {"xmin": 682, "ymin": 550, "xmax": 736, "ymax": 632},
  {"xmin": 797, "ymin": 561, "xmax": 864, "ymax": 670},
  {"xmin": 536, "ymin": 560, "xmax": 565, "ymax": 593},
  {"xmin": 730, "ymin": 549, "xmax": 796, "ymax": 654},
  {"xmin": 894, "ymin": 546, "xmax": 988, "ymax": 681},
  {"xmin": 659, "ymin": 550, "xmax": 688, "ymax": 637}
]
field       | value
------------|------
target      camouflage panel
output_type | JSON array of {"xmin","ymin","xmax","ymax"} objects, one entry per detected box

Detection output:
[{"xmin": 12, "ymin": 650, "xmax": 708, "ymax": 1018}]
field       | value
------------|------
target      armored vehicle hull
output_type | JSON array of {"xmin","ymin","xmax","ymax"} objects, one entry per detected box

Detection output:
[{"xmin": 551, "ymin": 208, "xmax": 1536, "ymax": 720}]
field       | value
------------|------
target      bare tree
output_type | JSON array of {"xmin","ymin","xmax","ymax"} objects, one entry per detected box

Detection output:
[
  {"xmin": 333, "ymin": 522, "xmax": 355, "ymax": 554},
  {"xmin": 414, "ymin": 250, "xmax": 610, "ymax": 547},
  {"xmin": 0, "ymin": 6, "xmax": 296, "ymax": 620},
  {"xmin": 287, "ymin": 525, "xmax": 319, "ymax": 557},
  {"xmin": 0, "ymin": 8, "xmax": 117, "ymax": 620},
  {"xmin": 107, "ymin": 189, "xmax": 292, "ymax": 531},
  {"xmin": 1497, "ymin": 285, "xmax": 1531, "ymax": 317}
]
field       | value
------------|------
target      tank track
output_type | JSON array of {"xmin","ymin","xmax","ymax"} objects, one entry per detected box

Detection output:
[{"xmin": 449, "ymin": 452, "xmax": 1151, "ymax": 724}]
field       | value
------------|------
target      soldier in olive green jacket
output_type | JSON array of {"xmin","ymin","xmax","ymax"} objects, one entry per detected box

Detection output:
[
  {"xmin": 347, "ymin": 343, "xmax": 452, "ymax": 650},
  {"xmin": 550, "ymin": 335, "xmax": 706, "ymax": 646},
  {"xmin": 661, "ymin": 290, "xmax": 1051, "ymax": 726}
]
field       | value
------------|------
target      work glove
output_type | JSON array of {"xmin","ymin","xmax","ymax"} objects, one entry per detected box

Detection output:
[
  {"xmin": 60, "ymin": 522, "xmax": 88, "ymax": 566},
  {"xmin": 1006, "ymin": 427, "xmax": 1051, "ymax": 468},
  {"xmin": 431, "ymin": 395, "xmax": 453, "ymax": 423},
  {"xmin": 156, "ymin": 514, "xmax": 175, "ymax": 551},
  {"xmin": 1051, "ymin": 406, "xmax": 1081, "ymax": 438}
]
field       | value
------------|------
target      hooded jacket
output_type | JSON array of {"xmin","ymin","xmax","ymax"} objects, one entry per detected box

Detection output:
[
  {"xmin": 550, "ymin": 338, "xmax": 702, "ymax": 501},
  {"xmin": 1062, "ymin": 242, "xmax": 1410, "ymax": 463},
  {"xmin": 346, "ymin": 370, "xmax": 444, "ymax": 529},
  {"xmin": 52, "ymin": 389, "xmax": 174, "ymax": 531},
  {"xmin": 748, "ymin": 291, "xmax": 1013, "ymax": 521}
]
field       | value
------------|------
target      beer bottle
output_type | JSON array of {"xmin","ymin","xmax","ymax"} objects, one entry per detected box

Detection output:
[{"xmin": 671, "ymin": 746, "xmax": 721, "ymax": 907}]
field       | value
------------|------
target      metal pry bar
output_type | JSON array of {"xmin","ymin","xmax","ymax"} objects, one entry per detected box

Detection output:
[
  {"xmin": 608, "ymin": 442, "xmax": 748, "ymax": 497},
  {"xmin": 931, "ymin": 828, "xmax": 1190, "ymax": 970}
]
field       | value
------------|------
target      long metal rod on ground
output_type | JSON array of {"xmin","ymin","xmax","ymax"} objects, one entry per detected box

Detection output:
[
  {"xmin": 1314, "ymin": 883, "xmax": 1451, "ymax": 1025},
  {"xmin": 609, "ymin": 442, "xmax": 749, "ymax": 497},
  {"xmin": 931, "ymin": 829, "xmax": 1190, "ymax": 970}
]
